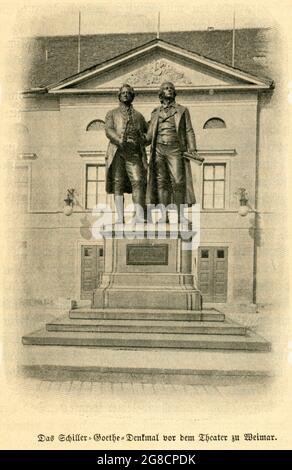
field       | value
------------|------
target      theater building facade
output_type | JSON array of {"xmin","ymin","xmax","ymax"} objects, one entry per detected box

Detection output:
[{"xmin": 12, "ymin": 32, "xmax": 284, "ymax": 309}]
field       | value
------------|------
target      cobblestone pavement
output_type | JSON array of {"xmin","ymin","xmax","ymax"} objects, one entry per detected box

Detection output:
[{"xmin": 16, "ymin": 376, "xmax": 276, "ymax": 418}]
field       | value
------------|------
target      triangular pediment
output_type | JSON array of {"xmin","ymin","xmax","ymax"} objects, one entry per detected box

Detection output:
[
  {"xmin": 48, "ymin": 39, "xmax": 272, "ymax": 93},
  {"xmin": 71, "ymin": 55, "xmax": 246, "ymax": 90}
]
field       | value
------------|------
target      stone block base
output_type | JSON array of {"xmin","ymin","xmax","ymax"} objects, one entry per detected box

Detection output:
[
  {"xmin": 92, "ymin": 286, "xmax": 201, "ymax": 310},
  {"xmin": 92, "ymin": 228, "xmax": 202, "ymax": 311}
]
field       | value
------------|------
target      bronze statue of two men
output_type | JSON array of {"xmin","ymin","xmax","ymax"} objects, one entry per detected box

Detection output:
[{"xmin": 105, "ymin": 81, "xmax": 200, "ymax": 223}]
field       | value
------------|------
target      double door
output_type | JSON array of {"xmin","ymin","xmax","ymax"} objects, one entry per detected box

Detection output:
[
  {"xmin": 81, "ymin": 245, "xmax": 104, "ymax": 299},
  {"xmin": 198, "ymin": 246, "xmax": 228, "ymax": 303}
]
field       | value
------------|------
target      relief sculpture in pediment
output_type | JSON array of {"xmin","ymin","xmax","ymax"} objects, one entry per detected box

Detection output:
[{"xmin": 126, "ymin": 59, "xmax": 193, "ymax": 86}]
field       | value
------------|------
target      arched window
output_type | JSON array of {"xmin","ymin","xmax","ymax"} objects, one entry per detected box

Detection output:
[
  {"xmin": 86, "ymin": 120, "xmax": 105, "ymax": 132},
  {"xmin": 203, "ymin": 118, "xmax": 226, "ymax": 129}
]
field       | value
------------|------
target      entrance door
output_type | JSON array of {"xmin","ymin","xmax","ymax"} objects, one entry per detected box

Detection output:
[
  {"xmin": 198, "ymin": 246, "xmax": 228, "ymax": 302},
  {"xmin": 81, "ymin": 245, "xmax": 104, "ymax": 299}
]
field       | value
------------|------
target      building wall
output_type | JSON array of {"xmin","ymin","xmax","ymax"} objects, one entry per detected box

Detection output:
[
  {"xmin": 255, "ymin": 97, "xmax": 288, "ymax": 305},
  {"xmin": 253, "ymin": 33, "xmax": 288, "ymax": 307},
  {"xmin": 15, "ymin": 89, "xmax": 259, "ymax": 306}
]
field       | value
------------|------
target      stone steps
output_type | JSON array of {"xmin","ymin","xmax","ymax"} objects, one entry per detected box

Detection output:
[
  {"xmin": 22, "ymin": 327, "xmax": 270, "ymax": 351},
  {"xmin": 46, "ymin": 316, "xmax": 246, "ymax": 335},
  {"xmin": 69, "ymin": 308, "xmax": 225, "ymax": 322},
  {"xmin": 21, "ymin": 307, "xmax": 273, "ymax": 384}
]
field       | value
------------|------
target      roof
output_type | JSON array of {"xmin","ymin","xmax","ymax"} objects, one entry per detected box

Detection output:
[
  {"xmin": 16, "ymin": 28, "xmax": 274, "ymax": 89},
  {"xmin": 45, "ymin": 39, "xmax": 273, "ymax": 94}
]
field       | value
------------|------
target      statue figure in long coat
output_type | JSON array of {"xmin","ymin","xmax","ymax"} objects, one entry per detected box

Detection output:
[
  {"xmin": 105, "ymin": 84, "xmax": 148, "ymax": 223},
  {"xmin": 146, "ymin": 81, "xmax": 198, "ymax": 222}
]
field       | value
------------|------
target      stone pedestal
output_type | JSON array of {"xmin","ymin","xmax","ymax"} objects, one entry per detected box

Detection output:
[
  {"xmin": 92, "ymin": 224, "xmax": 202, "ymax": 311},
  {"xmin": 23, "ymin": 226, "xmax": 272, "ymax": 353}
]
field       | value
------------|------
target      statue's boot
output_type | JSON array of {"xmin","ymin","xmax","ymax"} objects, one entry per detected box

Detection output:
[
  {"xmin": 132, "ymin": 186, "xmax": 147, "ymax": 223},
  {"xmin": 114, "ymin": 194, "xmax": 125, "ymax": 224},
  {"xmin": 157, "ymin": 189, "xmax": 170, "ymax": 224},
  {"xmin": 173, "ymin": 188, "xmax": 189, "ymax": 224}
]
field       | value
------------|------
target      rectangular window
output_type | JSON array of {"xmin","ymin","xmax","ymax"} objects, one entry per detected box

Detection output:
[
  {"xmin": 217, "ymin": 250, "xmax": 225, "ymax": 258},
  {"xmin": 203, "ymin": 163, "xmax": 226, "ymax": 209},
  {"xmin": 85, "ymin": 164, "xmax": 106, "ymax": 210}
]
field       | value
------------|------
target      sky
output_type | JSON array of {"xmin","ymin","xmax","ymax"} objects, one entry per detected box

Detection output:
[{"xmin": 0, "ymin": 0, "xmax": 290, "ymax": 38}]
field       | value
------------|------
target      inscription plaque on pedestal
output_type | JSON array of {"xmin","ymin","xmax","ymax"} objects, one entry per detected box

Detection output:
[{"xmin": 126, "ymin": 244, "xmax": 169, "ymax": 265}]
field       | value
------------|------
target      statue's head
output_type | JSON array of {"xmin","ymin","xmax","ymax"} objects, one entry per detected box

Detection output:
[
  {"xmin": 158, "ymin": 81, "xmax": 176, "ymax": 102},
  {"xmin": 118, "ymin": 84, "xmax": 135, "ymax": 105}
]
